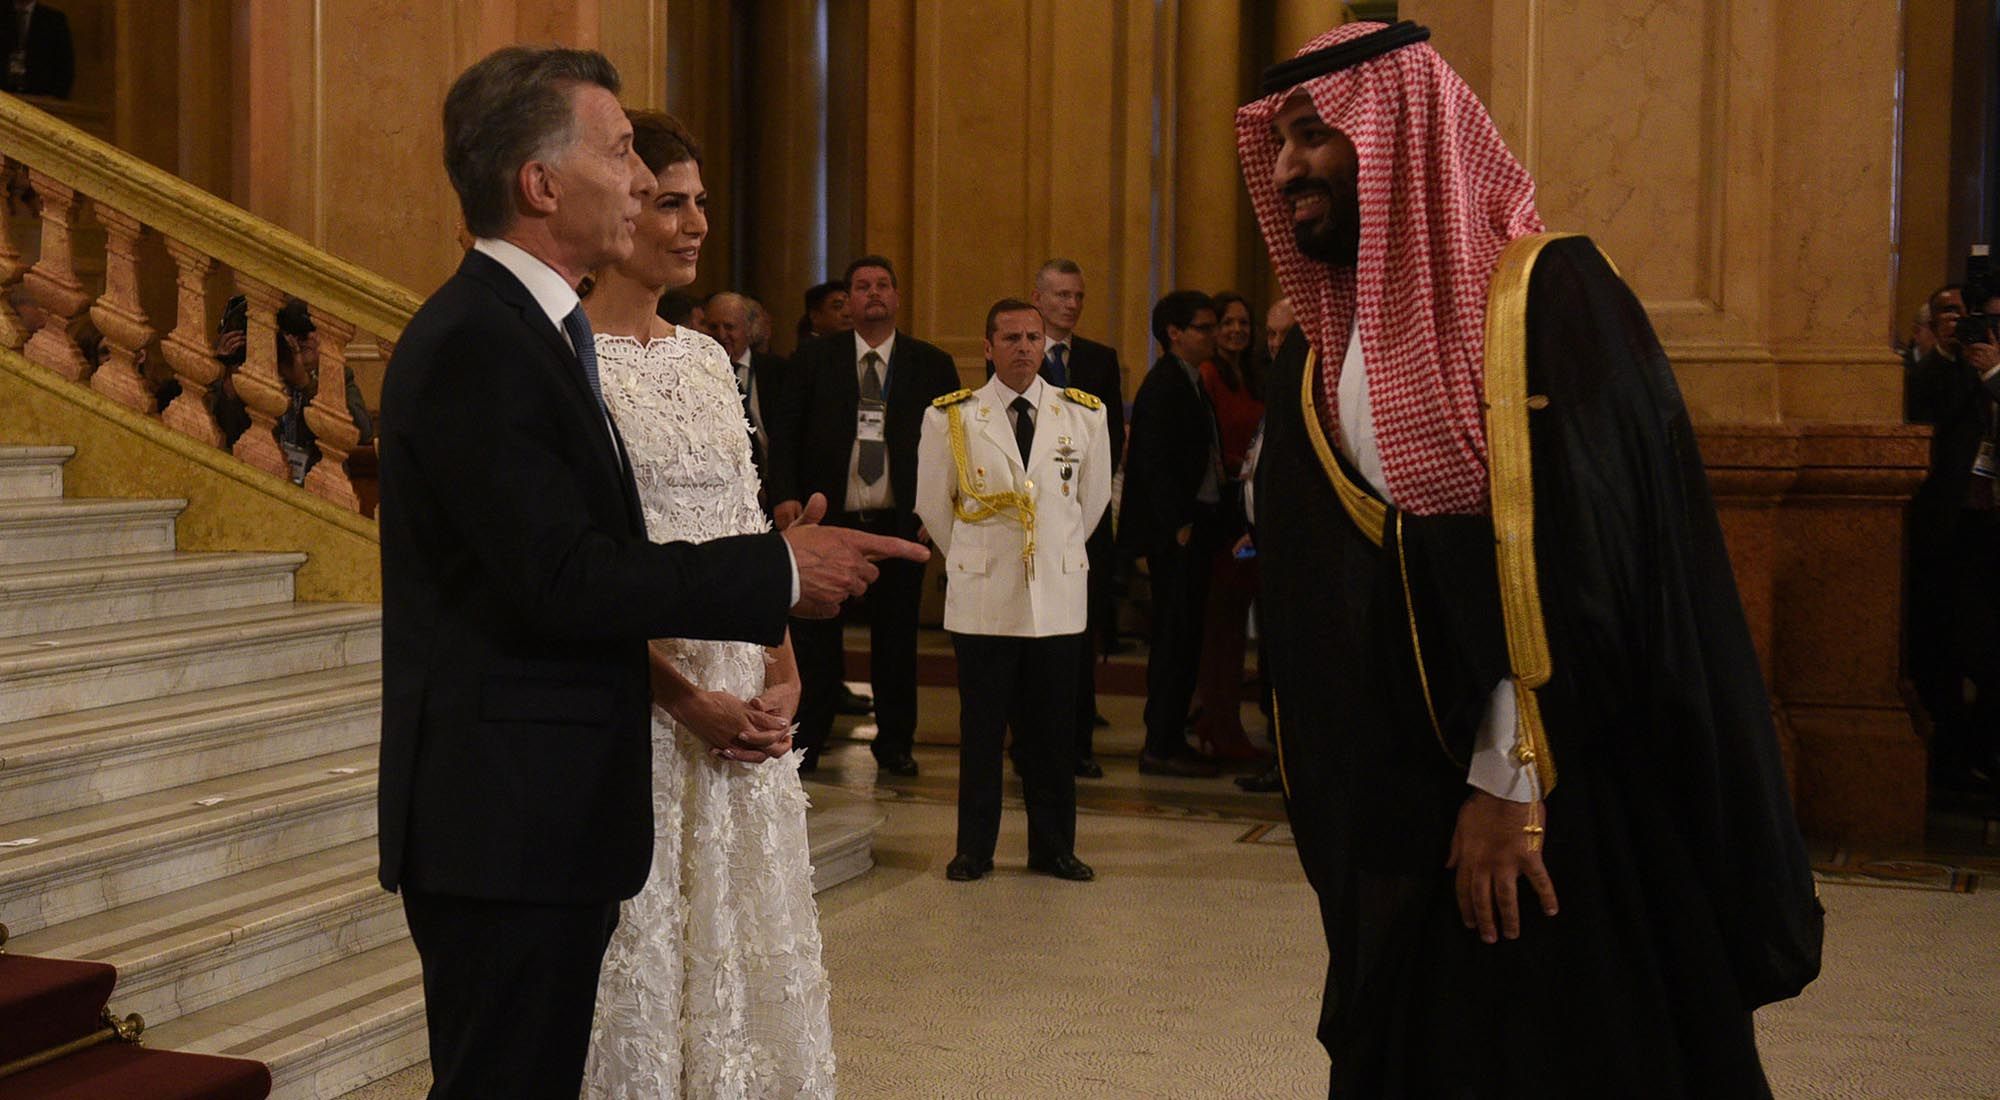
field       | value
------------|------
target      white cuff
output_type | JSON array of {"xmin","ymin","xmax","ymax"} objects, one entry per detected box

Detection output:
[
  {"xmin": 1468, "ymin": 679, "xmax": 1541, "ymax": 803},
  {"xmin": 783, "ymin": 539, "xmax": 800, "ymax": 605}
]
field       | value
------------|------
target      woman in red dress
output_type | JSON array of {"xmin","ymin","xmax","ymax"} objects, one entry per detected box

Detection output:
[{"xmin": 1193, "ymin": 292, "xmax": 1269, "ymax": 763}]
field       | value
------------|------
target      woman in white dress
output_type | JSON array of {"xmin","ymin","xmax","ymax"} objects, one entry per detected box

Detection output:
[{"xmin": 579, "ymin": 109, "xmax": 836, "ymax": 1098}]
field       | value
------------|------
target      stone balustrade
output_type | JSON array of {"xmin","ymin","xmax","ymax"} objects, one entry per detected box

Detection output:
[{"xmin": 0, "ymin": 93, "xmax": 422, "ymax": 515}]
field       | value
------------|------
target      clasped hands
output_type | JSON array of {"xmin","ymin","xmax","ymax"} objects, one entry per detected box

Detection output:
[
  {"xmin": 667, "ymin": 677, "xmax": 802, "ymax": 765},
  {"xmin": 1447, "ymin": 790, "xmax": 1560, "ymax": 945},
  {"xmin": 779, "ymin": 493, "xmax": 930, "ymax": 619}
]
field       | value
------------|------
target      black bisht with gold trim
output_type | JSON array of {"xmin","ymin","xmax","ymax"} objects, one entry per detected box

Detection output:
[{"xmin": 1256, "ymin": 235, "xmax": 1822, "ymax": 1097}]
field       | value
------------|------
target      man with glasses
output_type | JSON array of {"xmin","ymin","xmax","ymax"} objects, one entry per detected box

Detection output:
[{"xmin": 1118, "ymin": 290, "xmax": 1228, "ymax": 777}]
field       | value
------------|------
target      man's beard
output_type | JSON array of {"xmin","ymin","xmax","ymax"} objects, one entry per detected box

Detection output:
[{"xmin": 1286, "ymin": 180, "xmax": 1359, "ymax": 266}]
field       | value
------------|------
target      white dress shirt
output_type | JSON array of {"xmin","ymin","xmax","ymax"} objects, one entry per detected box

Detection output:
[
  {"xmin": 734, "ymin": 347, "xmax": 765, "ymax": 446},
  {"xmin": 1334, "ymin": 321, "xmax": 1538, "ymax": 803},
  {"xmin": 845, "ymin": 330, "xmax": 898, "ymax": 512},
  {"xmin": 473, "ymin": 237, "xmax": 799, "ymax": 603}
]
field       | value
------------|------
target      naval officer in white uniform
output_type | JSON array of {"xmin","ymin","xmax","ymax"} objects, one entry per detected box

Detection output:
[{"xmin": 916, "ymin": 298, "xmax": 1112, "ymax": 882}]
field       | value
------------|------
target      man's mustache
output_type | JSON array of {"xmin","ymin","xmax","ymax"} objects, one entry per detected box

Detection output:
[{"xmin": 1281, "ymin": 178, "xmax": 1332, "ymax": 201}]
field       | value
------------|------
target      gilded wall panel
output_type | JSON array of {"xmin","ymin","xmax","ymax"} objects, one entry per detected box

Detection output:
[{"xmin": 911, "ymin": 1, "xmax": 1037, "ymax": 371}]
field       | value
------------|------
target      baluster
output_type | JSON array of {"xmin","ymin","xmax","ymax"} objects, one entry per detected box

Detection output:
[
  {"xmin": 86, "ymin": 206, "xmax": 157, "ymax": 413},
  {"xmin": 229, "ymin": 276, "xmax": 293, "ymax": 480},
  {"xmin": 20, "ymin": 169, "xmax": 92, "ymax": 381},
  {"xmin": 302, "ymin": 312, "xmax": 361, "ymax": 511},
  {"xmin": 157, "ymin": 239, "xmax": 224, "ymax": 447},
  {"xmin": 0, "ymin": 160, "xmax": 32, "ymax": 350}
]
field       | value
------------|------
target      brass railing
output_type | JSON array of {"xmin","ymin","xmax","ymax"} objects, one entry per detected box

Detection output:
[{"xmin": 0, "ymin": 93, "xmax": 423, "ymax": 514}]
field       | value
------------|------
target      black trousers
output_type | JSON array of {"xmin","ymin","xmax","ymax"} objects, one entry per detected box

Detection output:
[
  {"xmin": 952, "ymin": 631, "xmax": 1081, "ymax": 862},
  {"xmin": 794, "ymin": 509, "xmax": 925, "ymax": 761},
  {"xmin": 1142, "ymin": 523, "xmax": 1216, "ymax": 759},
  {"xmin": 1075, "ymin": 520, "xmax": 1116, "ymax": 759},
  {"xmin": 1911, "ymin": 509, "xmax": 2000, "ymax": 768},
  {"xmin": 401, "ymin": 891, "xmax": 620, "ymax": 1100}
]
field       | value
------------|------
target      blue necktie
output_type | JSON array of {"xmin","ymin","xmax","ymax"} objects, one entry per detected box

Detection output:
[
  {"xmin": 1043, "ymin": 343, "xmax": 1068, "ymax": 388},
  {"xmin": 560, "ymin": 305, "xmax": 607, "ymax": 412}
]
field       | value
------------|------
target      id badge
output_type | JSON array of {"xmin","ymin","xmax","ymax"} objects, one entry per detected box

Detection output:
[
  {"xmin": 1973, "ymin": 439, "xmax": 1998, "ymax": 480},
  {"xmin": 857, "ymin": 401, "xmax": 887, "ymax": 444}
]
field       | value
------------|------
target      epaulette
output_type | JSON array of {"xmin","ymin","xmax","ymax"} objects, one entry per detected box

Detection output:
[
  {"xmin": 932, "ymin": 388, "xmax": 976, "ymax": 408},
  {"xmin": 1060, "ymin": 387, "xmax": 1103, "ymax": 410}
]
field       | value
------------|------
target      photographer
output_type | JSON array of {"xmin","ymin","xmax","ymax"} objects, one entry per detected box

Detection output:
[{"xmin": 1907, "ymin": 282, "xmax": 2000, "ymax": 792}]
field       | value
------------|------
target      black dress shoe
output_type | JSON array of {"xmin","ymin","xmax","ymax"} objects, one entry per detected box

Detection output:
[
  {"xmin": 1027, "ymin": 853, "xmax": 1095, "ymax": 881},
  {"xmin": 1138, "ymin": 748, "xmax": 1220, "ymax": 778},
  {"xmin": 1075, "ymin": 756, "xmax": 1105, "ymax": 779},
  {"xmin": 946, "ymin": 854, "xmax": 992, "ymax": 881},
  {"xmin": 835, "ymin": 687, "xmax": 875, "ymax": 716},
  {"xmin": 874, "ymin": 752, "xmax": 920, "ymax": 777},
  {"xmin": 1235, "ymin": 764, "xmax": 1283, "ymax": 793},
  {"xmin": 1092, "ymin": 712, "xmax": 1112, "ymax": 728}
]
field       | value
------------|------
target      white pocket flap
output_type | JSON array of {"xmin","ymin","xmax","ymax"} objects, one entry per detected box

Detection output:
[
  {"xmin": 1062, "ymin": 544, "xmax": 1089, "ymax": 574},
  {"xmin": 949, "ymin": 545, "xmax": 990, "ymax": 575}
]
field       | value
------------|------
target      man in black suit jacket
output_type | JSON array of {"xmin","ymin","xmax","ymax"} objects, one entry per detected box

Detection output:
[
  {"xmin": 1, "ymin": 1, "xmax": 72, "ymax": 99},
  {"xmin": 705, "ymin": 290, "xmax": 789, "ymax": 485},
  {"xmin": 1906, "ymin": 283, "xmax": 2000, "ymax": 788},
  {"xmin": 769, "ymin": 254, "xmax": 963, "ymax": 775},
  {"xmin": 1119, "ymin": 290, "xmax": 1227, "ymax": 778},
  {"xmin": 379, "ymin": 49, "xmax": 921, "ymax": 1099},
  {"xmin": 1032, "ymin": 259, "xmax": 1125, "ymax": 776}
]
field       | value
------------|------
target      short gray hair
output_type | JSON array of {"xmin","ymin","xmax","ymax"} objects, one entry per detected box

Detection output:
[
  {"xmin": 1035, "ymin": 258, "xmax": 1083, "ymax": 289},
  {"xmin": 444, "ymin": 46, "xmax": 622, "ymax": 239}
]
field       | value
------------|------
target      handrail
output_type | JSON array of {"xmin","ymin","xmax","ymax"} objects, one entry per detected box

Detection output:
[{"xmin": 0, "ymin": 94, "xmax": 422, "ymax": 340}]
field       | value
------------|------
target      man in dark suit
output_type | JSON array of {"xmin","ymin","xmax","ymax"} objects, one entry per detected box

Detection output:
[
  {"xmin": 1907, "ymin": 282, "xmax": 2000, "ymax": 790},
  {"xmin": 769, "ymin": 254, "xmax": 963, "ymax": 775},
  {"xmin": 1, "ymin": 1, "xmax": 72, "ymax": 99},
  {"xmin": 378, "ymin": 49, "xmax": 922, "ymax": 1099},
  {"xmin": 1032, "ymin": 258, "xmax": 1125, "ymax": 777},
  {"xmin": 1119, "ymin": 289, "xmax": 1226, "ymax": 777},
  {"xmin": 705, "ymin": 290, "xmax": 789, "ymax": 485}
]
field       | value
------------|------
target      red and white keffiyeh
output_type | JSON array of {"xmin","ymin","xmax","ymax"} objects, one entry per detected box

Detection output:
[{"xmin": 1236, "ymin": 22, "xmax": 1543, "ymax": 516}]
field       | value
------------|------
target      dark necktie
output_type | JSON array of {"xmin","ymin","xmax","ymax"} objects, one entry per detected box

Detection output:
[
  {"xmin": 1043, "ymin": 343, "xmax": 1068, "ymax": 388},
  {"xmin": 560, "ymin": 307, "xmax": 605, "ymax": 404},
  {"xmin": 859, "ymin": 350, "xmax": 886, "ymax": 485},
  {"xmin": 1012, "ymin": 395, "xmax": 1035, "ymax": 464},
  {"xmin": 559, "ymin": 306, "xmax": 611, "ymax": 433}
]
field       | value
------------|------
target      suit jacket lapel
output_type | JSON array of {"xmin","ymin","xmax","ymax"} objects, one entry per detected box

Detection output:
[
  {"xmin": 461, "ymin": 250, "xmax": 628, "ymax": 481},
  {"xmin": 980, "ymin": 390, "xmax": 1026, "ymax": 473}
]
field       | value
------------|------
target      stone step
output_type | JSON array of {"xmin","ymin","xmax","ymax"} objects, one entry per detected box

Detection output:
[
  {"xmin": 147, "ymin": 937, "xmax": 427, "ymax": 1100},
  {"xmin": 0, "ymin": 550, "xmax": 306, "ymax": 638},
  {"xmin": 0, "ymin": 444, "xmax": 73, "ymax": 500},
  {"xmin": 807, "ymin": 783, "xmax": 885, "ymax": 893},
  {"xmin": 0, "ymin": 602, "xmax": 381, "ymax": 724},
  {"xmin": 10, "ymin": 839, "xmax": 397, "ymax": 1031},
  {"xmin": 0, "ymin": 745, "xmax": 377, "ymax": 937},
  {"xmin": 0, "ymin": 664, "xmax": 382, "ymax": 828},
  {"xmin": 0, "ymin": 496, "xmax": 182, "ymax": 566}
]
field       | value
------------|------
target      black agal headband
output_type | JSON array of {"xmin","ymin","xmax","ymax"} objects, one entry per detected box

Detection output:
[{"xmin": 1255, "ymin": 21, "xmax": 1431, "ymax": 99}]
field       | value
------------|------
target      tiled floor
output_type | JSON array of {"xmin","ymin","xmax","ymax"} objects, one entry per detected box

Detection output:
[{"xmin": 350, "ymin": 686, "xmax": 2000, "ymax": 1099}]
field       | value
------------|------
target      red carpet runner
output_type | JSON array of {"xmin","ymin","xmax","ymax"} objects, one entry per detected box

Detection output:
[{"xmin": 0, "ymin": 950, "xmax": 269, "ymax": 1100}]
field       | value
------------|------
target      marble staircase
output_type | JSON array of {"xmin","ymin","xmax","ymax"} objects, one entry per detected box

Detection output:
[{"xmin": 0, "ymin": 444, "xmax": 882, "ymax": 1098}]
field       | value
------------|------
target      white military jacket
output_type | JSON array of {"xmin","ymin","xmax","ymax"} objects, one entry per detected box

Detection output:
[{"xmin": 915, "ymin": 373, "xmax": 1113, "ymax": 637}]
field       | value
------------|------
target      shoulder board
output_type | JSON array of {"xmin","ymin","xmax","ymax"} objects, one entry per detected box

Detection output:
[
  {"xmin": 932, "ymin": 388, "xmax": 977, "ymax": 408},
  {"xmin": 1060, "ymin": 387, "xmax": 1103, "ymax": 410}
]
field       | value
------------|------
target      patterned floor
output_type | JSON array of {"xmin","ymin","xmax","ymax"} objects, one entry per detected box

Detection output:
[{"xmin": 355, "ymin": 691, "xmax": 2000, "ymax": 1099}]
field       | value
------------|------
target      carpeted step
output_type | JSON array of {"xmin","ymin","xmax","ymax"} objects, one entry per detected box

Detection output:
[
  {"xmin": 0, "ymin": 445, "xmax": 73, "ymax": 501},
  {"xmin": 0, "ymin": 746, "xmax": 377, "ymax": 938},
  {"xmin": 12, "ymin": 840, "xmax": 399, "ymax": 1031},
  {"xmin": 0, "ymin": 497, "xmax": 181, "ymax": 566},
  {"xmin": 0, "ymin": 952, "xmax": 115, "ymax": 1065},
  {"xmin": 0, "ymin": 602, "xmax": 381, "ymax": 724},
  {"xmin": 0, "ymin": 663, "xmax": 382, "ymax": 828},
  {"xmin": 0, "ymin": 1041, "xmax": 270, "ymax": 1100},
  {"xmin": 0, "ymin": 550, "xmax": 306, "ymax": 639},
  {"xmin": 148, "ymin": 939, "xmax": 426, "ymax": 1100}
]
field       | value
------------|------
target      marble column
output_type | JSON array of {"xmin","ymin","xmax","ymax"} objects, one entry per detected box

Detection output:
[{"xmin": 1171, "ymin": 0, "xmax": 1243, "ymax": 295}]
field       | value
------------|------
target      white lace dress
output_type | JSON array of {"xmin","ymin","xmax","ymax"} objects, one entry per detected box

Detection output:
[{"xmin": 582, "ymin": 327, "xmax": 837, "ymax": 1098}]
